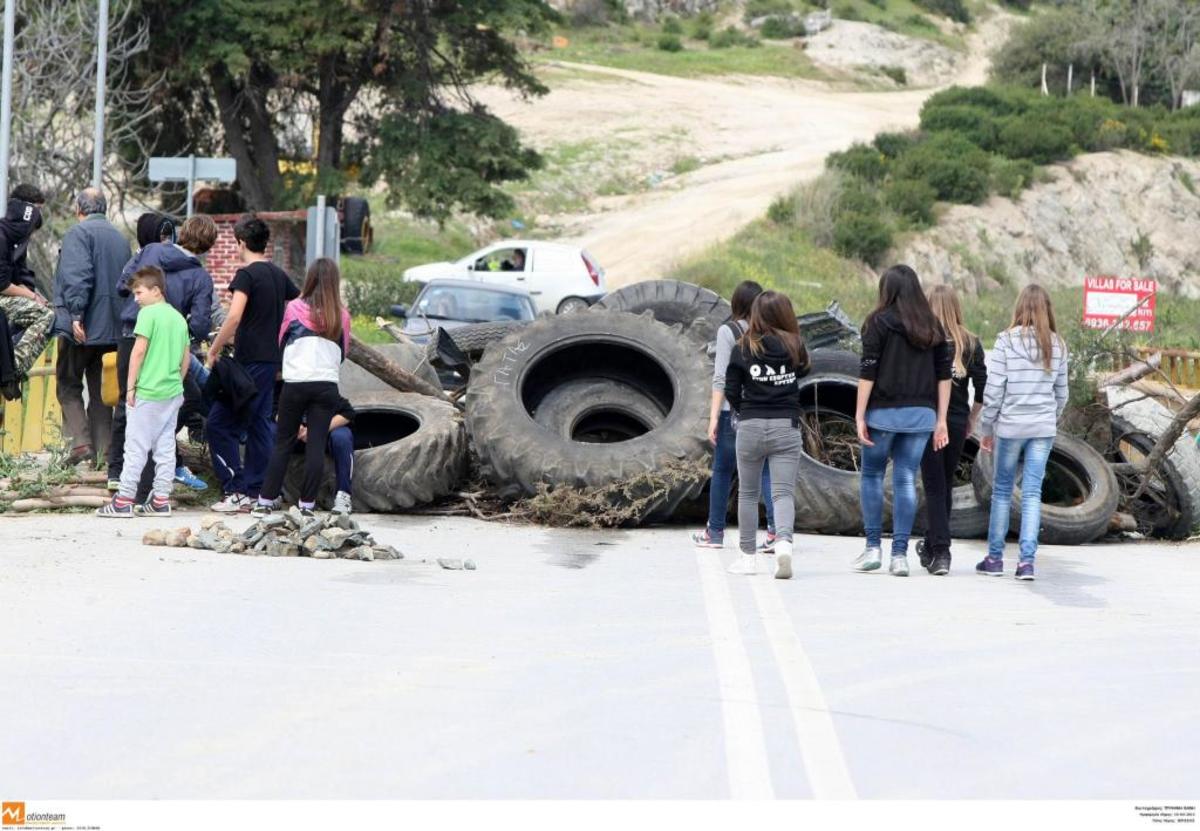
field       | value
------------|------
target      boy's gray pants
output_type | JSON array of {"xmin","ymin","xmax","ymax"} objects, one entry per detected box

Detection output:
[
  {"xmin": 735, "ymin": 417, "xmax": 802, "ymax": 554},
  {"xmin": 118, "ymin": 394, "xmax": 183, "ymax": 500}
]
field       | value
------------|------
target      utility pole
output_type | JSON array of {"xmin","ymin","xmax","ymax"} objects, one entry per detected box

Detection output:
[
  {"xmin": 92, "ymin": 0, "xmax": 109, "ymax": 190},
  {"xmin": 0, "ymin": 0, "xmax": 16, "ymax": 201}
]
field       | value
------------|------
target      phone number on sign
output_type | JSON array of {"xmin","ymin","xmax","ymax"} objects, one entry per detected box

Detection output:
[{"xmin": 1083, "ymin": 318, "xmax": 1154, "ymax": 331}]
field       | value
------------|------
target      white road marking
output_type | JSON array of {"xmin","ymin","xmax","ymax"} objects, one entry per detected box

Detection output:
[
  {"xmin": 750, "ymin": 577, "xmax": 858, "ymax": 799},
  {"xmin": 696, "ymin": 553, "xmax": 775, "ymax": 800}
]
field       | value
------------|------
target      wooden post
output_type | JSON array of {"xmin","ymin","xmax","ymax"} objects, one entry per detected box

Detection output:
[
  {"xmin": 1041, "ymin": 63, "xmax": 1049, "ymax": 96},
  {"xmin": 1067, "ymin": 63, "xmax": 1073, "ymax": 95}
]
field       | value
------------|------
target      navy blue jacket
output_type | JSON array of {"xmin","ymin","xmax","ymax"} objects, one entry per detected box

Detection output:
[
  {"xmin": 117, "ymin": 243, "xmax": 214, "ymax": 342},
  {"xmin": 51, "ymin": 214, "xmax": 131, "ymax": 345}
]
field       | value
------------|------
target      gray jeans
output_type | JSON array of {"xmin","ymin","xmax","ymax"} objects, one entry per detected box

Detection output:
[
  {"xmin": 735, "ymin": 417, "xmax": 802, "ymax": 554},
  {"xmin": 118, "ymin": 394, "xmax": 183, "ymax": 500}
]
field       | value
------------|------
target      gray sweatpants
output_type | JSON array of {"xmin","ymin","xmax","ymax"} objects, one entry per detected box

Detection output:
[
  {"xmin": 735, "ymin": 417, "xmax": 802, "ymax": 554},
  {"xmin": 118, "ymin": 394, "xmax": 183, "ymax": 501}
]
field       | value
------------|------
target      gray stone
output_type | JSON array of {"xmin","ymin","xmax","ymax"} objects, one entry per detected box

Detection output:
[
  {"xmin": 241, "ymin": 527, "xmax": 266, "ymax": 546},
  {"xmin": 464, "ymin": 559, "xmax": 477, "ymax": 570},
  {"xmin": 334, "ymin": 513, "xmax": 359, "ymax": 531},
  {"xmin": 286, "ymin": 506, "xmax": 307, "ymax": 528},
  {"xmin": 213, "ymin": 539, "xmax": 234, "ymax": 554},
  {"xmin": 319, "ymin": 528, "xmax": 355, "ymax": 548},
  {"xmin": 344, "ymin": 546, "xmax": 375, "ymax": 561},
  {"xmin": 372, "ymin": 545, "xmax": 403, "ymax": 561},
  {"xmin": 258, "ymin": 514, "xmax": 288, "ymax": 531},
  {"xmin": 437, "ymin": 558, "xmax": 465, "ymax": 570},
  {"xmin": 310, "ymin": 548, "xmax": 336, "ymax": 559},
  {"xmin": 195, "ymin": 531, "xmax": 222, "ymax": 550},
  {"xmin": 297, "ymin": 518, "xmax": 324, "ymax": 540}
]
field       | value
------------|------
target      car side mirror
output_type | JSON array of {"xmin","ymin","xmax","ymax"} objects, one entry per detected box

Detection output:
[{"xmin": 391, "ymin": 304, "xmax": 409, "ymax": 319}]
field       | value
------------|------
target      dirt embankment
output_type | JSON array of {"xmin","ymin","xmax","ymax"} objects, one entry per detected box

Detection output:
[
  {"xmin": 475, "ymin": 12, "xmax": 1012, "ymax": 288},
  {"xmin": 898, "ymin": 151, "xmax": 1200, "ymax": 298}
]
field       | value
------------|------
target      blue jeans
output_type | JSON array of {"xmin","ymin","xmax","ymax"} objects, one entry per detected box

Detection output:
[
  {"xmin": 860, "ymin": 429, "xmax": 931, "ymax": 557},
  {"xmin": 328, "ymin": 426, "xmax": 354, "ymax": 494},
  {"xmin": 987, "ymin": 435, "xmax": 1054, "ymax": 563},
  {"xmin": 206, "ymin": 361, "xmax": 278, "ymax": 497},
  {"xmin": 708, "ymin": 410, "xmax": 774, "ymax": 538}
]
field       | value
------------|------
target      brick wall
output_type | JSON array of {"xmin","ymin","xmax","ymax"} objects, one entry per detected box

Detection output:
[{"xmin": 208, "ymin": 211, "xmax": 307, "ymax": 294}]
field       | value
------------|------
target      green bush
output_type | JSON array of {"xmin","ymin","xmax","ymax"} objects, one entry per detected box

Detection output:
[
  {"xmin": 996, "ymin": 116, "xmax": 1073, "ymax": 163},
  {"xmin": 709, "ymin": 26, "xmax": 759, "ymax": 48},
  {"xmin": 923, "ymin": 85, "xmax": 1026, "ymax": 117},
  {"xmin": 913, "ymin": 0, "xmax": 970, "ymax": 23},
  {"xmin": 661, "ymin": 16, "xmax": 683, "ymax": 34},
  {"xmin": 866, "ymin": 0, "xmax": 887, "ymax": 7},
  {"xmin": 835, "ymin": 177, "xmax": 883, "ymax": 216},
  {"xmin": 744, "ymin": 0, "xmax": 794, "ymax": 20},
  {"xmin": 767, "ymin": 194, "xmax": 798, "ymax": 224},
  {"xmin": 833, "ymin": 212, "xmax": 893, "ymax": 265},
  {"xmin": 879, "ymin": 65, "xmax": 907, "ymax": 86},
  {"xmin": 1001, "ymin": 0, "xmax": 1031, "ymax": 9},
  {"xmin": 893, "ymin": 133, "xmax": 990, "ymax": 203},
  {"xmin": 1158, "ymin": 117, "xmax": 1200, "ymax": 156},
  {"xmin": 691, "ymin": 12, "xmax": 714, "ymax": 40},
  {"xmin": 657, "ymin": 33, "xmax": 684, "ymax": 51},
  {"xmin": 827, "ymin": 142, "xmax": 889, "ymax": 182},
  {"xmin": 833, "ymin": 2, "xmax": 864, "ymax": 22},
  {"xmin": 919, "ymin": 103, "xmax": 1001, "ymax": 150},
  {"xmin": 343, "ymin": 269, "xmax": 419, "ymax": 318},
  {"xmin": 904, "ymin": 13, "xmax": 937, "ymax": 29},
  {"xmin": 989, "ymin": 156, "xmax": 1036, "ymax": 199},
  {"xmin": 884, "ymin": 179, "xmax": 937, "ymax": 227},
  {"xmin": 760, "ymin": 15, "xmax": 803, "ymax": 38},
  {"xmin": 873, "ymin": 130, "xmax": 919, "ymax": 159}
]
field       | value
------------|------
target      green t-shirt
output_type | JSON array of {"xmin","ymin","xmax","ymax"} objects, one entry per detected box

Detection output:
[{"xmin": 133, "ymin": 301, "xmax": 189, "ymax": 401}]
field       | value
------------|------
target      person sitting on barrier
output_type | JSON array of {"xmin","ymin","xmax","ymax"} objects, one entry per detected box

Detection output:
[
  {"xmin": 0, "ymin": 184, "xmax": 56, "ymax": 384},
  {"xmin": 975, "ymin": 285, "xmax": 1068, "ymax": 582},
  {"xmin": 853, "ymin": 265, "xmax": 952, "ymax": 578},
  {"xmin": 724, "ymin": 291, "xmax": 810, "ymax": 580},
  {"xmin": 691, "ymin": 279, "xmax": 777, "ymax": 553}
]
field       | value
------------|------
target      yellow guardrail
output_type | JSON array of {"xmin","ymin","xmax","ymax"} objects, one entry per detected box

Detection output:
[
  {"xmin": 1129, "ymin": 347, "xmax": 1200, "ymax": 389},
  {"xmin": 0, "ymin": 342, "xmax": 62, "ymax": 454}
]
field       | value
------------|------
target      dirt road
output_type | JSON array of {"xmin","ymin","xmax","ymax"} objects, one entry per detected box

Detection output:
[{"xmin": 478, "ymin": 15, "xmax": 1009, "ymax": 288}]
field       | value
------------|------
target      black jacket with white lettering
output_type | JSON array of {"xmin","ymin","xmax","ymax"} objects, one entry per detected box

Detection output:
[{"xmin": 724, "ymin": 333, "xmax": 810, "ymax": 422}]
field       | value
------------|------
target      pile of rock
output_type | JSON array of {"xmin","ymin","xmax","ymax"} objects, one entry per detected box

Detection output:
[{"xmin": 142, "ymin": 510, "xmax": 404, "ymax": 562}]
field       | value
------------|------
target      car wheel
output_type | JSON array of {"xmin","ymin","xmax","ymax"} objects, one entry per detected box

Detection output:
[{"xmin": 556, "ymin": 296, "xmax": 591, "ymax": 315}]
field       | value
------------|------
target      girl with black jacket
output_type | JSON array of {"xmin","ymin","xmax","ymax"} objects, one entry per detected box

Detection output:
[
  {"xmin": 916, "ymin": 285, "xmax": 986, "ymax": 576},
  {"xmin": 853, "ymin": 265, "xmax": 953, "ymax": 576},
  {"xmin": 724, "ymin": 291, "xmax": 810, "ymax": 579}
]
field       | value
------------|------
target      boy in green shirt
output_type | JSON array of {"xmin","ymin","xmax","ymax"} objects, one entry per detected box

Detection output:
[{"xmin": 97, "ymin": 266, "xmax": 190, "ymax": 517}]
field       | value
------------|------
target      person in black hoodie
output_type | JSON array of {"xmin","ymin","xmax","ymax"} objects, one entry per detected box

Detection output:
[
  {"xmin": 0, "ymin": 184, "xmax": 55, "ymax": 378},
  {"xmin": 854, "ymin": 265, "xmax": 952, "ymax": 577},
  {"xmin": 724, "ymin": 290, "xmax": 810, "ymax": 579},
  {"xmin": 916, "ymin": 284, "xmax": 986, "ymax": 576}
]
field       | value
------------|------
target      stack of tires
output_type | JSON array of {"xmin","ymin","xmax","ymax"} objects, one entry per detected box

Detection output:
[{"xmin": 311, "ymin": 277, "xmax": 1137, "ymax": 547}]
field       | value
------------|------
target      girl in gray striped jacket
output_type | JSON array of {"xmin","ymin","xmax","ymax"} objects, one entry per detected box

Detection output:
[{"xmin": 976, "ymin": 285, "xmax": 1068, "ymax": 581}]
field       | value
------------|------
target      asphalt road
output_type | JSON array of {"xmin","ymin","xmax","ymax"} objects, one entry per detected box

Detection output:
[{"xmin": 1, "ymin": 512, "xmax": 1196, "ymax": 799}]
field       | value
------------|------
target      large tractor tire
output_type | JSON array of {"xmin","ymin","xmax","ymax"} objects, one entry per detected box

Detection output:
[
  {"xmin": 340, "ymin": 196, "xmax": 372, "ymax": 255},
  {"xmin": 1108, "ymin": 413, "xmax": 1200, "ymax": 540},
  {"xmin": 283, "ymin": 391, "xmax": 466, "ymax": 512},
  {"xmin": 972, "ymin": 432, "xmax": 1118, "ymax": 545},
  {"xmin": 465, "ymin": 310, "xmax": 710, "ymax": 520},
  {"xmin": 910, "ymin": 436, "xmax": 991, "ymax": 540},
  {"xmin": 594, "ymin": 280, "xmax": 731, "ymax": 344},
  {"xmin": 533, "ymin": 377, "xmax": 668, "ymax": 440}
]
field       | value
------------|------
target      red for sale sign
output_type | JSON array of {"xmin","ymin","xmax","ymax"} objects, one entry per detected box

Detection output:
[{"xmin": 1082, "ymin": 276, "xmax": 1156, "ymax": 333}]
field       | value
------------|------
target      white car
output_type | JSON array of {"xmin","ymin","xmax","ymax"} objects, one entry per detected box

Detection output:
[{"xmin": 402, "ymin": 240, "xmax": 606, "ymax": 314}]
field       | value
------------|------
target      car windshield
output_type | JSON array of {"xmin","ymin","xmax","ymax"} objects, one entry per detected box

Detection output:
[{"xmin": 414, "ymin": 285, "xmax": 535, "ymax": 323}]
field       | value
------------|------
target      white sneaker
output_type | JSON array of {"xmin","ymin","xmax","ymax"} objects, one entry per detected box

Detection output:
[
  {"xmin": 211, "ymin": 493, "xmax": 249, "ymax": 513},
  {"xmin": 333, "ymin": 490, "xmax": 353, "ymax": 515},
  {"xmin": 774, "ymin": 539, "xmax": 793, "ymax": 580},
  {"xmin": 852, "ymin": 546, "xmax": 882, "ymax": 572},
  {"xmin": 726, "ymin": 554, "xmax": 762, "ymax": 575},
  {"xmin": 890, "ymin": 555, "xmax": 910, "ymax": 577}
]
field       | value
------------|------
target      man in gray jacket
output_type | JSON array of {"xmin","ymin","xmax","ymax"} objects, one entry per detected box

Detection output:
[{"xmin": 52, "ymin": 188, "xmax": 131, "ymax": 465}]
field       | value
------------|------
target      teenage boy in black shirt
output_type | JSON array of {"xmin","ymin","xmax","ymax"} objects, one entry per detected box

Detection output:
[{"xmin": 204, "ymin": 215, "xmax": 299, "ymax": 512}]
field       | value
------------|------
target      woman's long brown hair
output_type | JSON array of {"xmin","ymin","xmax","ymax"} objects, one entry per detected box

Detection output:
[
  {"xmin": 1010, "ymin": 284, "xmax": 1060, "ymax": 372},
  {"xmin": 740, "ymin": 290, "xmax": 808, "ymax": 370},
  {"xmin": 927, "ymin": 284, "xmax": 976, "ymax": 378},
  {"xmin": 301, "ymin": 257, "xmax": 344, "ymax": 343}
]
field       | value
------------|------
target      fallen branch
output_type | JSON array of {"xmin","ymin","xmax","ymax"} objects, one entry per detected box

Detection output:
[
  {"xmin": 1132, "ymin": 389, "xmax": 1200, "ymax": 499},
  {"xmin": 9, "ymin": 495, "xmax": 109, "ymax": 511},
  {"xmin": 347, "ymin": 335, "xmax": 449, "ymax": 402},
  {"xmin": 1100, "ymin": 352, "xmax": 1161, "ymax": 387},
  {"xmin": 374, "ymin": 316, "xmax": 412, "ymax": 344}
]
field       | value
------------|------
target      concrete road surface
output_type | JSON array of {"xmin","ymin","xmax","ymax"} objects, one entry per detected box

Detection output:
[{"xmin": 1, "ymin": 512, "xmax": 1196, "ymax": 799}]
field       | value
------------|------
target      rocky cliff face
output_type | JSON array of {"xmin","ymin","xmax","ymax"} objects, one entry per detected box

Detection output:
[{"xmin": 898, "ymin": 151, "xmax": 1200, "ymax": 298}]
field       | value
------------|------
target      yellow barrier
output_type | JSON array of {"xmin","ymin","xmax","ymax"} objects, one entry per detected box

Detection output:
[
  {"xmin": 1130, "ymin": 347, "xmax": 1200, "ymax": 389},
  {"xmin": 0, "ymin": 342, "xmax": 62, "ymax": 454}
]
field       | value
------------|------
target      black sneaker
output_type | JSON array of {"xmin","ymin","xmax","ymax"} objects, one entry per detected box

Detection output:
[
  {"xmin": 930, "ymin": 554, "xmax": 951, "ymax": 576},
  {"xmin": 917, "ymin": 540, "xmax": 934, "ymax": 571}
]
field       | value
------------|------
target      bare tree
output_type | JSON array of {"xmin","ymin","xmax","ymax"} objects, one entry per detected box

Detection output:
[
  {"xmin": 1151, "ymin": 0, "xmax": 1200, "ymax": 110},
  {"xmin": 8, "ymin": 0, "xmax": 162, "ymax": 290},
  {"xmin": 1086, "ymin": 0, "xmax": 1155, "ymax": 107}
]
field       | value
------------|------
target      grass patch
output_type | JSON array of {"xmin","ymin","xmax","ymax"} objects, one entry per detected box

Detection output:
[
  {"xmin": 349, "ymin": 315, "xmax": 396, "ymax": 345},
  {"xmin": 832, "ymin": 0, "xmax": 967, "ymax": 49},
  {"xmin": 540, "ymin": 24, "xmax": 825, "ymax": 79},
  {"xmin": 671, "ymin": 155, "xmax": 704, "ymax": 175}
]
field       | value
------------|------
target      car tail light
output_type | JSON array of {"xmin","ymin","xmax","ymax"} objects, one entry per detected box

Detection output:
[{"xmin": 583, "ymin": 254, "xmax": 601, "ymax": 287}]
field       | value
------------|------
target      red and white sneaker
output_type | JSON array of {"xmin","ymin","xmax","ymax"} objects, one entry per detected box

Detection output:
[{"xmin": 690, "ymin": 529, "xmax": 724, "ymax": 549}]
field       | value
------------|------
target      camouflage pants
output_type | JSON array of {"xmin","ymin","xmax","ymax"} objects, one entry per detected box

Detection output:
[{"xmin": 0, "ymin": 294, "xmax": 55, "ymax": 376}]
